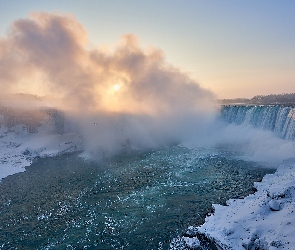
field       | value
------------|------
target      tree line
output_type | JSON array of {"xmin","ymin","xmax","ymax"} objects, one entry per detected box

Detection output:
[{"xmin": 220, "ymin": 93, "xmax": 295, "ymax": 105}]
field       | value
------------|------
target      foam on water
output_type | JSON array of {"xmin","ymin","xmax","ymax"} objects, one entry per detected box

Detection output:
[{"xmin": 0, "ymin": 146, "xmax": 274, "ymax": 249}]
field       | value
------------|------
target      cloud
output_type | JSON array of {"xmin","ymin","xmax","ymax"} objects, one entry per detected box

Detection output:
[
  {"xmin": 0, "ymin": 12, "xmax": 215, "ymax": 113},
  {"xmin": 0, "ymin": 12, "xmax": 294, "ymax": 164},
  {"xmin": 0, "ymin": 12, "xmax": 216, "ymax": 157},
  {"xmin": 205, "ymin": 121, "xmax": 295, "ymax": 166}
]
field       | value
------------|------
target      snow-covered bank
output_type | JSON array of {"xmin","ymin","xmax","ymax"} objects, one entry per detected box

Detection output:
[
  {"xmin": 0, "ymin": 107, "xmax": 82, "ymax": 180},
  {"xmin": 194, "ymin": 158, "xmax": 295, "ymax": 249}
]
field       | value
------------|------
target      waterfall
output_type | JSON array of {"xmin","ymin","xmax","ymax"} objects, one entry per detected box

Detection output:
[{"xmin": 221, "ymin": 105, "xmax": 295, "ymax": 140}]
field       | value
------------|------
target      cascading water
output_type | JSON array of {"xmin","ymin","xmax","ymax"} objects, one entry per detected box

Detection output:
[{"xmin": 221, "ymin": 105, "xmax": 295, "ymax": 140}]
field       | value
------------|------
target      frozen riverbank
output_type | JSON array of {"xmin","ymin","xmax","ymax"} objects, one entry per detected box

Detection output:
[
  {"xmin": 0, "ymin": 106, "xmax": 82, "ymax": 180},
  {"xmin": 0, "ymin": 128, "xmax": 82, "ymax": 180},
  {"xmin": 190, "ymin": 158, "xmax": 295, "ymax": 250}
]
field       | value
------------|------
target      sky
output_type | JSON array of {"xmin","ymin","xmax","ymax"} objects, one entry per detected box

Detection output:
[{"xmin": 0, "ymin": 0, "xmax": 294, "ymax": 99}]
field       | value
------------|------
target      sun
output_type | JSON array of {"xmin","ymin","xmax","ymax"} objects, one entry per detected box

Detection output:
[{"xmin": 113, "ymin": 84, "xmax": 120, "ymax": 91}]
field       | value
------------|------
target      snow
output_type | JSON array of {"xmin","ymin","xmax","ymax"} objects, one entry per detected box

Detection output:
[
  {"xmin": 0, "ymin": 109, "xmax": 82, "ymax": 180},
  {"xmin": 196, "ymin": 157, "xmax": 295, "ymax": 249},
  {"xmin": 183, "ymin": 236, "xmax": 200, "ymax": 249},
  {"xmin": 2, "ymin": 103, "xmax": 295, "ymax": 250}
]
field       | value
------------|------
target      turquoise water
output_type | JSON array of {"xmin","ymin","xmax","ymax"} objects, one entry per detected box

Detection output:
[{"xmin": 0, "ymin": 146, "xmax": 274, "ymax": 249}]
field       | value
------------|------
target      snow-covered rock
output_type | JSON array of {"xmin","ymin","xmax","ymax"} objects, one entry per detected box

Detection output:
[
  {"xmin": 197, "ymin": 158, "xmax": 295, "ymax": 249},
  {"xmin": 0, "ymin": 107, "xmax": 82, "ymax": 180},
  {"xmin": 183, "ymin": 236, "xmax": 201, "ymax": 249},
  {"xmin": 269, "ymin": 199, "xmax": 280, "ymax": 211}
]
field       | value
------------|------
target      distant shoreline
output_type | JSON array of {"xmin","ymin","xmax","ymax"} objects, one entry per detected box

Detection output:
[
  {"xmin": 219, "ymin": 92, "xmax": 295, "ymax": 106},
  {"xmin": 220, "ymin": 103, "xmax": 295, "ymax": 107}
]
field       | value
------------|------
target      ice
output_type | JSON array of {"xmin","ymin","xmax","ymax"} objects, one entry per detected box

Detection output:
[
  {"xmin": 0, "ymin": 109, "xmax": 82, "ymax": 180},
  {"xmin": 197, "ymin": 158, "xmax": 295, "ymax": 249},
  {"xmin": 268, "ymin": 199, "xmax": 280, "ymax": 211},
  {"xmin": 183, "ymin": 236, "xmax": 200, "ymax": 249}
]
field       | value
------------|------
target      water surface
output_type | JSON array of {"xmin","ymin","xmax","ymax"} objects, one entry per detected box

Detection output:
[{"xmin": 0, "ymin": 146, "xmax": 274, "ymax": 249}]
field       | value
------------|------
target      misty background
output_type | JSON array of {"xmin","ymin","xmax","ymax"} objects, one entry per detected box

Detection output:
[{"xmin": 0, "ymin": 12, "xmax": 294, "ymax": 165}]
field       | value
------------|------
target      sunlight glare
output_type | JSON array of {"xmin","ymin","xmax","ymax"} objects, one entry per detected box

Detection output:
[{"xmin": 113, "ymin": 84, "xmax": 120, "ymax": 91}]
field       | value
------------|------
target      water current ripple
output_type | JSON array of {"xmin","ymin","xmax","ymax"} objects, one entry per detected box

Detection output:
[{"xmin": 0, "ymin": 145, "xmax": 274, "ymax": 249}]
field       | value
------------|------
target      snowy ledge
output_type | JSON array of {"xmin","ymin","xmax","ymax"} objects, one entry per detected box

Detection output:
[
  {"xmin": 0, "ymin": 126, "xmax": 83, "ymax": 181},
  {"xmin": 193, "ymin": 158, "xmax": 295, "ymax": 250}
]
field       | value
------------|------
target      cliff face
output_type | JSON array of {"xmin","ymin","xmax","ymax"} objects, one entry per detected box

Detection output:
[
  {"xmin": 0, "ymin": 106, "xmax": 64, "ymax": 134},
  {"xmin": 0, "ymin": 106, "xmax": 82, "ymax": 180}
]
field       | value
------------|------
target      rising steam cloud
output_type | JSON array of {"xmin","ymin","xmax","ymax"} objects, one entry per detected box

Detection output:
[
  {"xmin": 0, "ymin": 12, "xmax": 216, "ymax": 157},
  {"xmin": 0, "ymin": 12, "xmax": 215, "ymax": 114},
  {"xmin": 1, "ymin": 12, "xmax": 293, "ymax": 164}
]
